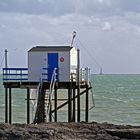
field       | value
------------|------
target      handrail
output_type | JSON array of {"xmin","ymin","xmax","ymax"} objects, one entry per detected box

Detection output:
[
  {"xmin": 3, "ymin": 67, "xmax": 28, "ymax": 81},
  {"xmin": 49, "ymin": 67, "xmax": 57, "ymax": 93},
  {"xmin": 3, "ymin": 68, "xmax": 28, "ymax": 70},
  {"xmin": 45, "ymin": 67, "xmax": 57, "ymax": 121},
  {"xmin": 71, "ymin": 67, "xmax": 91, "ymax": 84}
]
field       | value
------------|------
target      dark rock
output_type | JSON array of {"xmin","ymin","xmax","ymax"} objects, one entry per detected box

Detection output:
[
  {"xmin": 0, "ymin": 122, "xmax": 139, "ymax": 140},
  {"xmin": 0, "ymin": 129, "xmax": 6, "ymax": 137},
  {"xmin": 40, "ymin": 134, "xmax": 49, "ymax": 139},
  {"xmin": 113, "ymin": 136, "xmax": 121, "ymax": 140}
]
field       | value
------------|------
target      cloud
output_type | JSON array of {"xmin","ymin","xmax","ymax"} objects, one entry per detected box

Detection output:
[
  {"xmin": 0, "ymin": 10, "xmax": 140, "ymax": 73},
  {"xmin": 0, "ymin": 1, "xmax": 140, "ymax": 73},
  {"xmin": 102, "ymin": 22, "xmax": 112, "ymax": 31},
  {"xmin": 0, "ymin": 0, "xmax": 139, "ymax": 17},
  {"xmin": 97, "ymin": 0, "xmax": 104, "ymax": 3},
  {"xmin": 0, "ymin": 0, "xmax": 75, "ymax": 16}
]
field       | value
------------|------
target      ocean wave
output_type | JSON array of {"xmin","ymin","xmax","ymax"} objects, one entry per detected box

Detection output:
[
  {"xmin": 113, "ymin": 118, "xmax": 124, "ymax": 123},
  {"xmin": 101, "ymin": 96, "xmax": 124, "ymax": 102}
]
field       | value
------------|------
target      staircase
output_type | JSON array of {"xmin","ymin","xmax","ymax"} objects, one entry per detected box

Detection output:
[
  {"xmin": 33, "ymin": 78, "xmax": 45, "ymax": 124},
  {"xmin": 33, "ymin": 68, "xmax": 57, "ymax": 124}
]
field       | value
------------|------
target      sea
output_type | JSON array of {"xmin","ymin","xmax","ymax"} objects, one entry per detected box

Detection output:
[{"xmin": 0, "ymin": 74, "xmax": 140, "ymax": 126}]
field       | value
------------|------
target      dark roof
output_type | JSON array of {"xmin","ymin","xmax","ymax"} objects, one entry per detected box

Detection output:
[{"xmin": 28, "ymin": 46, "xmax": 73, "ymax": 52}]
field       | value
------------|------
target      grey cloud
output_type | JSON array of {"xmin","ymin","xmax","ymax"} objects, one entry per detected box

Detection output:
[
  {"xmin": 120, "ymin": 0, "xmax": 140, "ymax": 13},
  {"xmin": 0, "ymin": 0, "xmax": 75, "ymax": 16},
  {"xmin": 0, "ymin": 11, "xmax": 140, "ymax": 73},
  {"xmin": 0, "ymin": 0, "xmax": 140, "ymax": 17}
]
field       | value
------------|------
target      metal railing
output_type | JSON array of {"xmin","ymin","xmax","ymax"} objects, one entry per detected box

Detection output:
[
  {"xmin": 3, "ymin": 67, "xmax": 90, "ymax": 83},
  {"xmin": 41, "ymin": 67, "xmax": 59, "ymax": 81},
  {"xmin": 3, "ymin": 68, "xmax": 28, "ymax": 81},
  {"xmin": 45, "ymin": 67, "xmax": 57, "ymax": 121},
  {"xmin": 71, "ymin": 67, "xmax": 91, "ymax": 84}
]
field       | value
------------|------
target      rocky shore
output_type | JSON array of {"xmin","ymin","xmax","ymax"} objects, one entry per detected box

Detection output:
[{"xmin": 0, "ymin": 122, "xmax": 140, "ymax": 139}]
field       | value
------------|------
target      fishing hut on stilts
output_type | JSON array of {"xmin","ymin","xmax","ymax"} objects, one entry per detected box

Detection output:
[{"xmin": 2, "ymin": 34, "xmax": 94, "ymax": 124}]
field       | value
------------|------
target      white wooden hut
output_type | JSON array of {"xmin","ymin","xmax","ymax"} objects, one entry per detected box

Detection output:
[{"xmin": 28, "ymin": 46, "xmax": 77, "ymax": 82}]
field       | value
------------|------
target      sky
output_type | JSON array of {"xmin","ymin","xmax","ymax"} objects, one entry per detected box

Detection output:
[{"xmin": 0, "ymin": 0, "xmax": 140, "ymax": 74}]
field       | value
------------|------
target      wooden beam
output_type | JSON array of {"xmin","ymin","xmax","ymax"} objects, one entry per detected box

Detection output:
[
  {"xmin": 68, "ymin": 87, "xmax": 72, "ymax": 122},
  {"xmin": 77, "ymin": 87, "xmax": 80, "ymax": 122},
  {"xmin": 54, "ymin": 87, "xmax": 57, "ymax": 122},
  {"xmin": 77, "ymin": 49, "xmax": 80, "ymax": 122},
  {"xmin": 72, "ymin": 88, "xmax": 75, "ymax": 122},
  {"xmin": 49, "ymin": 104, "xmax": 52, "ymax": 122},
  {"xmin": 85, "ymin": 85, "xmax": 89, "ymax": 122},
  {"xmin": 27, "ymin": 88, "xmax": 30, "ymax": 124},
  {"xmin": 5, "ymin": 88, "xmax": 8, "ymax": 123},
  {"xmin": 51, "ymin": 87, "xmax": 91, "ymax": 113},
  {"xmin": 9, "ymin": 88, "xmax": 12, "ymax": 124}
]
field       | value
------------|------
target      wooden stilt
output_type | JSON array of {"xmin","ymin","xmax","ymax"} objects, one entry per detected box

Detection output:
[
  {"xmin": 49, "ymin": 85, "xmax": 52, "ymax": 122},
  {"xmin": 85, "ymin": 85, "xmax": 89, "ymax": 122},
  {"xmin": 27, "ymin": 88, "xmax": 30, "ymax": 124},
  {"xmin": 5, "ymin": 87, "xmax": 8, "ymax": 123},
  {"xmin": 54, "ymin": 87, "xmax": 57, "ymax": 122},
  {"xmin": 42, "ymin": 88, "xmax": 45, "ymax": 123},
  {"xmin": 77, "ymin": 49, "xmax": 80, "ymax": 122},
  {"xmin": 9, "ymin": 88, "xmax": 12, "ymax": 124},
  {"xmin": 49, "ymin": 104, "xmax": 52, "ymax": 122},
  {"xmin": 72, "ymin": 88, "xmax": 75, "ymax": 122},
  {"xmin": 68, "ymin": 87, "xmax": 72, "ymax": 122},
  {"xmin": 77, "ymin": 86, "xmax": 80, "ymax": 122},
  {"xmin": 33, "ymin": 87, "xmax": 45, "ymax": 124}
]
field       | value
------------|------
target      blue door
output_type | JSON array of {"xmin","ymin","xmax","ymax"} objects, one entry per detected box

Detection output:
[{"xmin": 48, "ymin": 53, "xmax": 58, "ymax": 81}]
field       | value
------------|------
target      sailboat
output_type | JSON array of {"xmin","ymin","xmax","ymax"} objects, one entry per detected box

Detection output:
[{"xmin": 99, "ymin": 67, "xmax": 103, "ymax": 75}]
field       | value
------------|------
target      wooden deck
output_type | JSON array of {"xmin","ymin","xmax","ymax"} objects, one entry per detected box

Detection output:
[{"xmin": 3, "ymin": 81, "xmax": 89, "ymax": 89}]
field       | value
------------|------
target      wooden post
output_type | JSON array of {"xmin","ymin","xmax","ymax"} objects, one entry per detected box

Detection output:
[
  {"xmin": 5, "ymin": 49, "xmax": 8, "ymax": 123},
  {"xmin": 5, "ymin": 87, "xmax": 8, "ymax": 123},
  {"xmin": 49, "ymin": 86, "xmax": 52, "ymax": 122},
  {"xmin": 54, "ymin": 87, "xmax": 57, "ymax": 122},
  {"xmin": 77, "ymin": 49, "xmax": 80, "ymax": 122},
  {"xmin": 49, "ymin": 104, "xmax": 52, "ymax": 122},
  {"xmin": 72, "ymin": 88, "xmax": 75, "ymax": 122},
  {"xmin": 77, "ymin": 87, "xmax": 80, "ymax": 122},
  {"xmin": 85, "ymin": 85, "xmax": 89, "ymax": 122},
  {"xmin": 33, "ymin": 87, "xmax": 45, "ymax": 124},
  {"xmin": 4, "ymin": 49, "xmax": 8, "ymax": 69},
  {"xmin": 9, "ymin": 88, "xmax": 12, "ymax": 124},
  {"xmin": 42, "ymin": 88, "xmax": 45, "ymax": 123},
  {"xmin": 68, "ymin": 87, "xmax": 72, "ymax": 122},
  {"xmin": 27, "ymin": 88, "xmax": 30, "ymax": 124}
]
